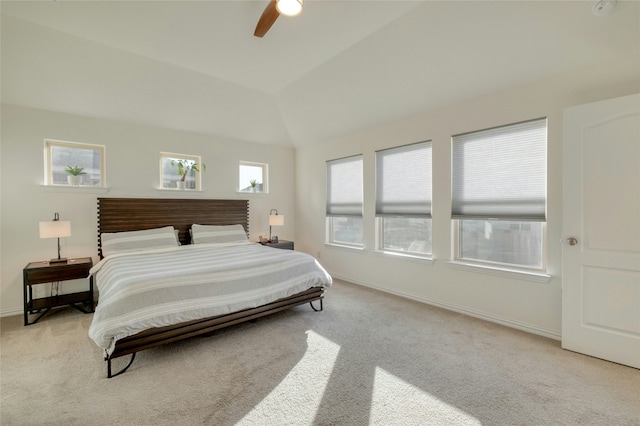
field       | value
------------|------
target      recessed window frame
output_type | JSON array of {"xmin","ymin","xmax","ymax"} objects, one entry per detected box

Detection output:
[
  {"xmin": 451, "ymin": 118, "xmax": 548, "ymax": 273},
  {"xmin": 238, "ymin": 161, "xmax": 269, "ymax": 193},
  {"xmin": 326, "ymin": 155, "xmax": 364, "ymax": 249},
  {"xmin": 44, "ymin": 139, "xmax": 106, "ymax": 187},
  {"xmin": 375, "ymin": 141, "xmax": 433, "ymax": 258},
  {"xmin": 160, "ymin": 152, "xmax": 204, "ymax": 191}
]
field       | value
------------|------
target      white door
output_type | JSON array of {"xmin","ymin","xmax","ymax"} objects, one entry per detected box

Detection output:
[{"xmin": 562, "ymin": 94, "xmax": 640, "ymax": 368}]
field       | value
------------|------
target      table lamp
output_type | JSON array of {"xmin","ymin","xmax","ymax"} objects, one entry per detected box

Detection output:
[
  {"xmin": 269, "ymin": 209, "xmax": 284, "ymax": 242},
  {"xmin": 39, "ymin": 213, "xmax": 71, "ymax": 264}
]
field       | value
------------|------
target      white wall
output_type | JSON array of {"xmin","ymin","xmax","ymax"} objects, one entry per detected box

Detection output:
[
  {"xmin": 295, "ymin": 58, "xmax": 640, "ymax": 339},
  {"xmin": 0, "ymin": 104, "xmax": 296, "ymax": 316},
  {"xmin": 2, "ymin": 57, "xmax": 637, "ymax": 339}
]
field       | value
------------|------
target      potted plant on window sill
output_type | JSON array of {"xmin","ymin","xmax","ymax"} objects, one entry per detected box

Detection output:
[
  {"xmin": 249, "ymin": 179, "xmax": 259, "ymax": 192},
  {"xmin": 171, "ymin": 159, "xmax": 206, "ymax": 190},
  {"xmin": 64, "ymin": 165, "xmax": 86, "ymax": 186}
]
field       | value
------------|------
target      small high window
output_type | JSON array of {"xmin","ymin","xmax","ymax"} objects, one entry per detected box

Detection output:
[
  {"xmin": 160, "ymin": 152, "xmax": 205, "ymax": 191},
  {"xmin": 239, "ymin": 161, "xmax": 268, "ymax": 193},
  {"xmin": 45, "ymin": 139, "xmax": 106, "ymax": 187}
]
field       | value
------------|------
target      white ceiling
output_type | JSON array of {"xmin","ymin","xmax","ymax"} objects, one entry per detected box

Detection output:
[{"xmin": 2, "ymin": 0, "xmax": 638, "ymax": 147}]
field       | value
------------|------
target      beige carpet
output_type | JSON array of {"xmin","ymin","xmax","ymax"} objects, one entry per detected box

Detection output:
[{"xmin": 1, "ymin": 279, "xmax": 638, "ymax": 425}]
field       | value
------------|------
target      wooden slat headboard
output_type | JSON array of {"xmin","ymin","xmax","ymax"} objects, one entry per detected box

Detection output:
[{"xmin": 97, "ymin": 198, "xmax": 249, "ymax": 258}]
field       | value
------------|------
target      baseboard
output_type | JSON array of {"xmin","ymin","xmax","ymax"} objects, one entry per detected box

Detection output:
[
  {"xmin": 332, "ymin": 274, "xmax": 562, "ymax": 341},
  {"xmin": 1, "ymin": 306, "xmax": 24, "ymax": 318},
  {"xmin": 4, "ymin": 277, "xmax": 562, "ymax": 341}
]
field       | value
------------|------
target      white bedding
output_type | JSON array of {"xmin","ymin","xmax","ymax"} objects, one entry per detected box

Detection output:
[{"xmin": 88, "ymin": 242, "xmax": 332, "ymax": 355}]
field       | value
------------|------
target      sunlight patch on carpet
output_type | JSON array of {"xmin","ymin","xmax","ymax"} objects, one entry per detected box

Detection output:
[
  {"xmin": 238, "ymin": 330, "xmax": 341, "ymax": 425},
  {"xmin": 370, "ymin": 367, "xmax": 481, "ymax": 425}
]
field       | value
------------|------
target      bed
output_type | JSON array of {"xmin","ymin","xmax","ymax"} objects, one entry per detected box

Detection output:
[{"xmin": 89, "ymin": 198, "xmax": 331, "ymax": 378}]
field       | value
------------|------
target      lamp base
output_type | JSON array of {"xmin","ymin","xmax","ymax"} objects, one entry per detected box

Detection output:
[{"xmin": 49, "ymin": 257, "xmax": 68, "ymax": 264}]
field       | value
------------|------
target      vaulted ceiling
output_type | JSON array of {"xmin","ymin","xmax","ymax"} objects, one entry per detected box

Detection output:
[{"xmin": 2, "ymin": 0, "xmax": 638, "ymax": 147}]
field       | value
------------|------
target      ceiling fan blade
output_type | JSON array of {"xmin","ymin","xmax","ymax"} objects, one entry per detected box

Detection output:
[{"xmin": 254, "ymin": 0, "xmax": 280, "ymax": 38}]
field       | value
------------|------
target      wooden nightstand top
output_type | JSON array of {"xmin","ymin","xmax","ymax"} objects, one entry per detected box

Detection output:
[
  {"xmin": 259, "ymin": 240, "xmax": 294, "ymax": 250},
  {"xmin": 25, "ymin": 257, "xmax": 93, "ymax": 271}
]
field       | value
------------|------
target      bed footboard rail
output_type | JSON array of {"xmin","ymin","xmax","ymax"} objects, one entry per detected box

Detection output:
[{"xmin": 106, "ymin": 287, "xmax": 324, "ymax": 377}]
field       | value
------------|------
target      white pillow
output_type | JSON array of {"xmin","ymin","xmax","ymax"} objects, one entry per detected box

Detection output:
[
  {"xmin": 191, "ymin": 224, "xmax": 249, "ymax": 245},
  {"xmin": 101, "ymin": 226, "xmax": 179, "ymax": 257}
]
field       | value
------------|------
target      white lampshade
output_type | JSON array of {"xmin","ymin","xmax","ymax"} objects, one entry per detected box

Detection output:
[
  {"xmin": 39, "ymin": 220, "xmax": 71, "ymax": 239},
  {"xmin": 276, "ymin": 0, "xmax": 303, "ymax": 16},
  {"xmin": 269, "ymin": 214, "xmax": 285, "ymax": 227}
]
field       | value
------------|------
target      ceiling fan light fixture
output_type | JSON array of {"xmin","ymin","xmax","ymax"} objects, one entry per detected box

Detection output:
[
  {"xmin": 592, "ymin": 0, "xmax": 616, "ymax": 16},
  {"xmin": 276, "ymin": 0, "xmax": 303, "ymax": 17}
]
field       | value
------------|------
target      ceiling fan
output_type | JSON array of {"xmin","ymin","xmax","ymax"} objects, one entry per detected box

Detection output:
[{"xmin": 254, "ymin": 0, "xmax": 303, "ymax": 38}]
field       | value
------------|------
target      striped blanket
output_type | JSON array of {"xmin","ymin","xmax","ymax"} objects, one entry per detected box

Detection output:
[{"xmin": 88, "ymin": 242, "xmax": 332, "ymax": 355}]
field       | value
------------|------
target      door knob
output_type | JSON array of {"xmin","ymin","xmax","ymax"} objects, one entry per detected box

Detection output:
[{"xmin": 567, "ymin": 237, "xmax": 578, "ymax": 246}]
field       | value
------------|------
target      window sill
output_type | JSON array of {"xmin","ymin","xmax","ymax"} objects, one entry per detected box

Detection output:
[
  {"xmin": 41, "ymin": 185, "xmax": 109, "ymax": 194},
  {"xmin": 236, "ymin": 191, "xmax": 269, "ymax": 196},
  {"xmin": 158, "ymin": 188, "xmax": 204, "ymax": 192},
  {"xmin": 374, "ymin": 250, "xmax": 434, "ymax": 264},
  {"xmin": 447, "ymin": 261, "xmax": 551, "ymax": 283},
  {"xmin": 324, "ymin": 242, "xmax": 365, "ymax": 252}
]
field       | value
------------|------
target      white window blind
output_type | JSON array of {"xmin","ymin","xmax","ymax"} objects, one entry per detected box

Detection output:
[
  {"xmin": 376, "ymin": 141, "xmax": 432, "ymax": 217},
  {"xmin": 326, "ymin": 155, "xmax": 363, "ymax": 216},
  {"xmin": 452, "ymin": 118, "xmax": 547, "ymax": 221}
]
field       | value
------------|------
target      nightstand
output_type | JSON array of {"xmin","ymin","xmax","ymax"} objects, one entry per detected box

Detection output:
[
  {"xmin": 23, "ymin": 257, "xmax": 94, "ymax": 326},
  {"xmin": 259, "ymin": 240, "xmax": 294, "ymax": 250}
]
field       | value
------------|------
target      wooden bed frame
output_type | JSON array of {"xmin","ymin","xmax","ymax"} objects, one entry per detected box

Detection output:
[{"xmin": 96, "ymin": 197, "xmax": 325, "ymax": 378}]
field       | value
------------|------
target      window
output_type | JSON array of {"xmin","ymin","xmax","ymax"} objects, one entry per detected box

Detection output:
[
  {"xmin": 375, "ymin": 141, "xmax": 432, "ymax": 256},
  {"xmin": 457, "ymin": 220, "xmax": 544, "ymax": 268},
  {"xmin": 239, "ymin": 161, "xmax": 268, "ymax": 193},
  {"xmin": 45, "ymin": 139, "xmax": 105, "ymax": 187},
  {"xmin": 326, "ymin": 155, "xmax": 364, "ymax": 247},
  {"xmin": 160, "ymin": 152, "xmax": 204, "ymax": 191},
  {"xmin": 452, "ymin": 118, "xmax": 547, "ymax": 270}
]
